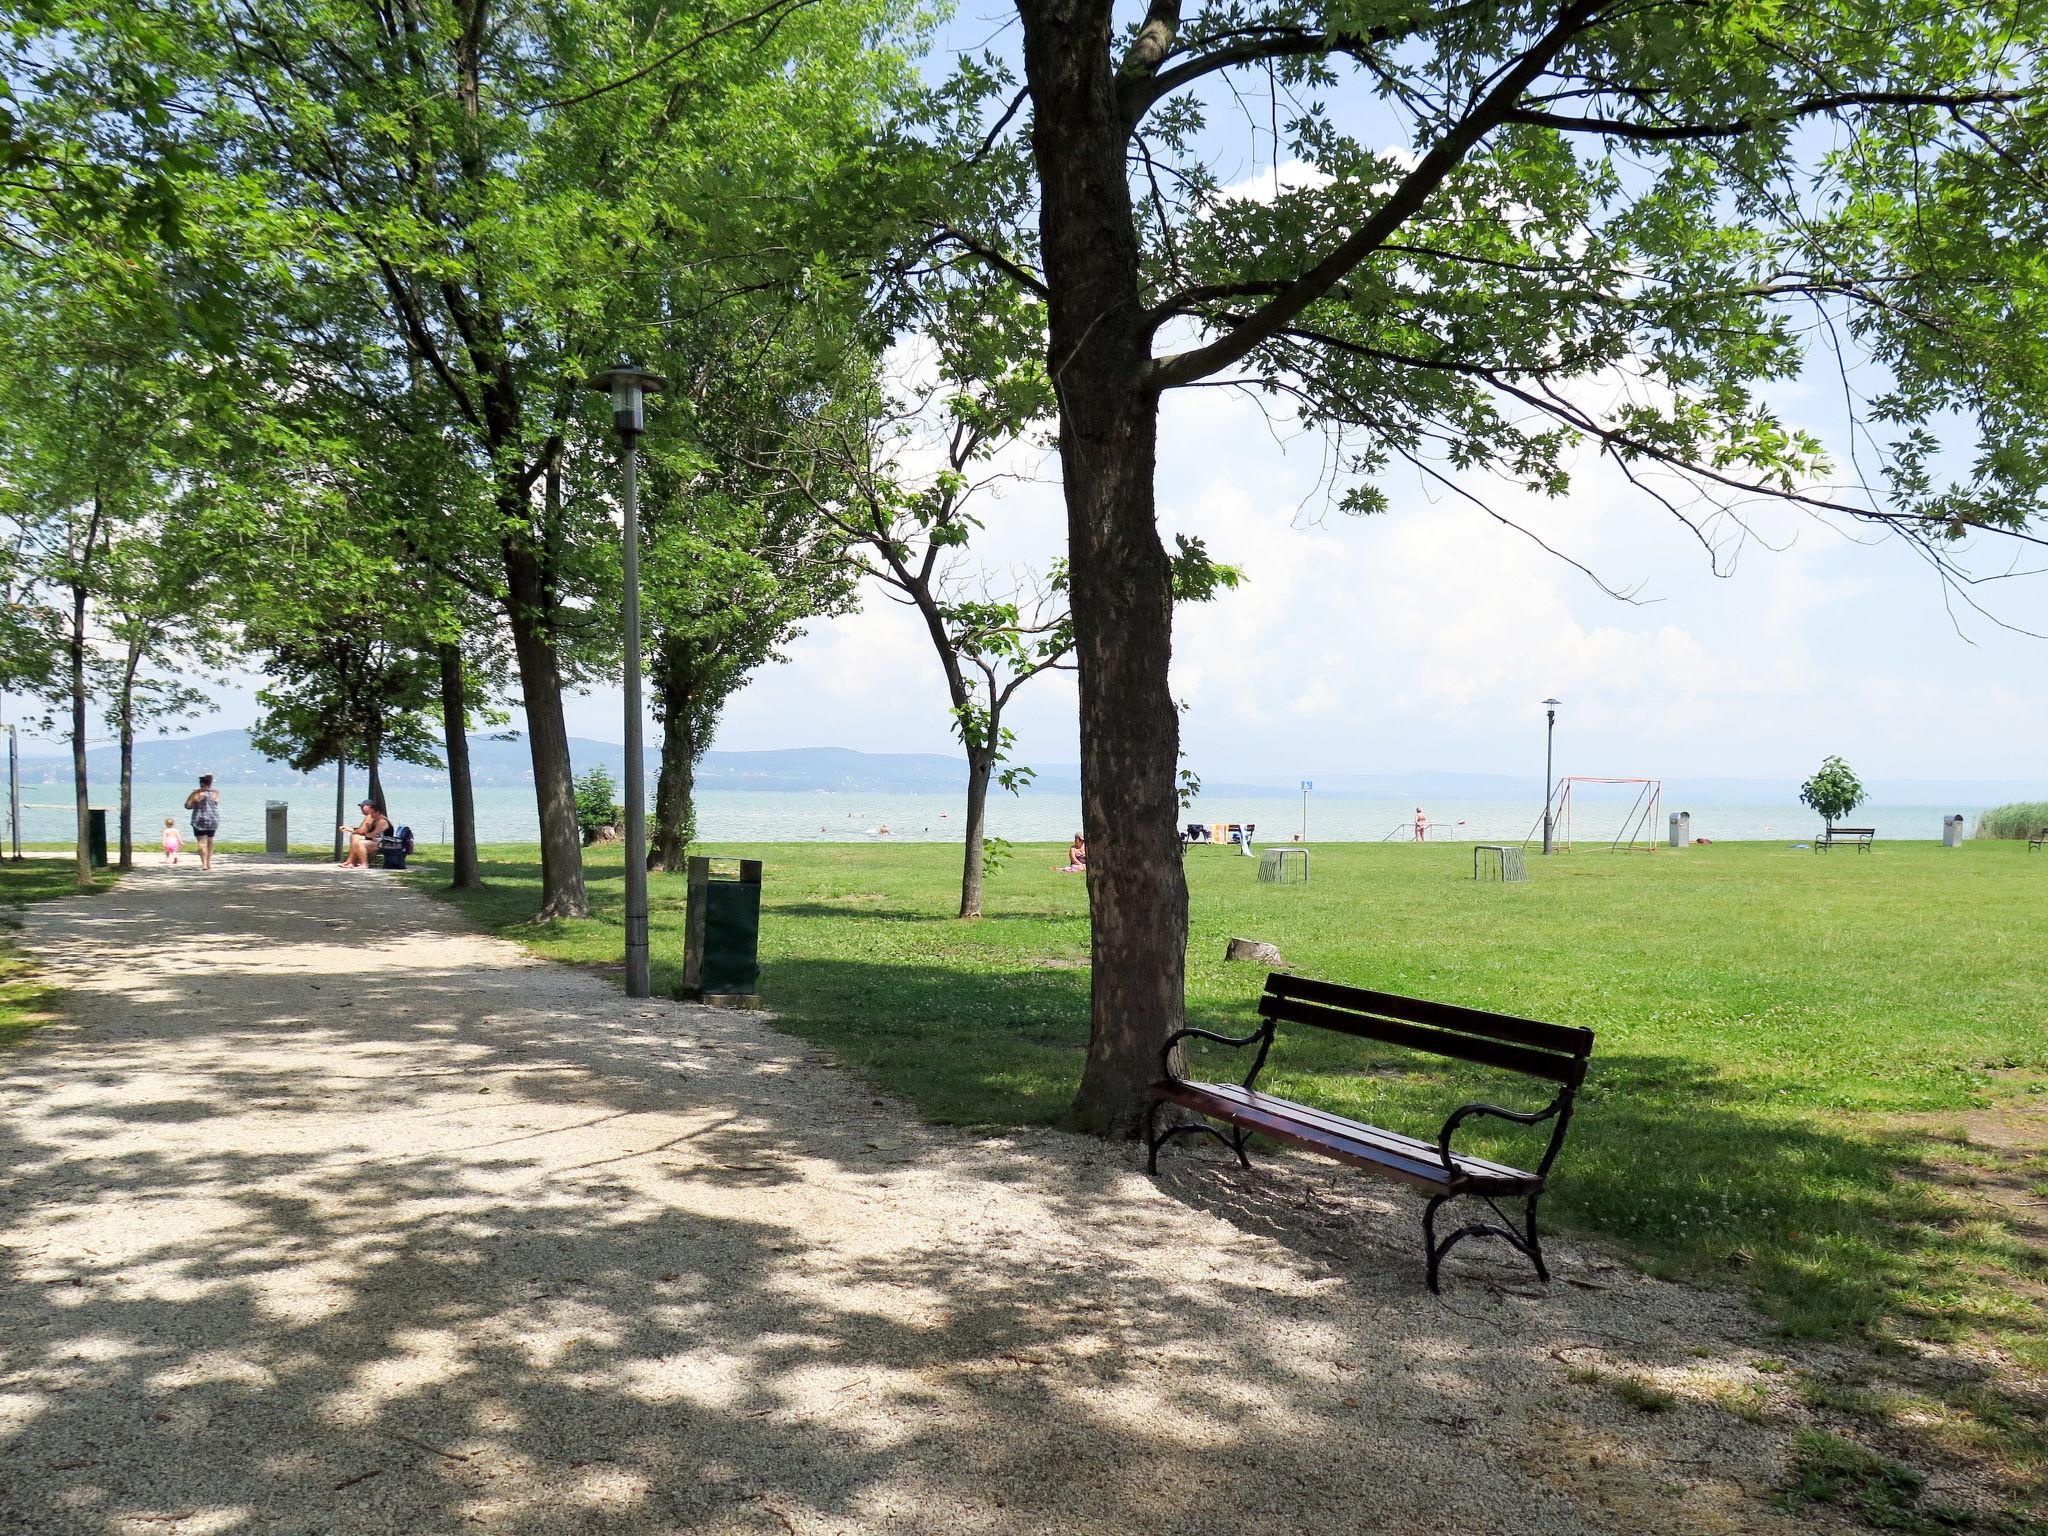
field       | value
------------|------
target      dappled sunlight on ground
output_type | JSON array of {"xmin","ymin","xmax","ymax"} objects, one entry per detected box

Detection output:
[{"xmin": 0, "ymin": 857, "xmax": 1935, "ymax": 1533}]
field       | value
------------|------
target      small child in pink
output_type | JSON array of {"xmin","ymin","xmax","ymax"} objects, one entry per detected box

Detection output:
[{"xmin": 161, "ymin": 818, "xmax": 182, "ymax": 866}]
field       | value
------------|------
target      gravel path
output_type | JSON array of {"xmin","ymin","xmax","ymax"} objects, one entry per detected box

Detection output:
[{"xmin": 1, "ymin": 858, "xmax": 1828, "ymax": 1535}]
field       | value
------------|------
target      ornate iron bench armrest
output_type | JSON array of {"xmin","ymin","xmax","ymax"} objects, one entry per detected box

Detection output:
[
  {"xmin": 1159, "ymin": 1022, "xmax": 1277, "ymax": 1088},
  {"xmin": 1436, "ymin": 1095, "xmax": 1572, "ymax": 1181}
]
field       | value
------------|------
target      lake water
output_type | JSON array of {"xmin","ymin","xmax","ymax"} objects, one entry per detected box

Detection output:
[{"xmin": 12, "ymin": 779, "xmax": 1988, "ymax": 848}]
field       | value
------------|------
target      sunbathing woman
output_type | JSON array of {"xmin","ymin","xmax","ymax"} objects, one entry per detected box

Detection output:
[{"xmin": 340, "ymin": 801, "xmax": 391, "ymax": 869}]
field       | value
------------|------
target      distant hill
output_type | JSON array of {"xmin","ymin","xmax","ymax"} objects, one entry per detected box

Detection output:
[
  {"xmin": 12, "ymin": 729, "xmax": 980, "ymax": 794},
  {"xmin": 13, "ymin": 727, "xmax": 2042, "ymax": 803}
]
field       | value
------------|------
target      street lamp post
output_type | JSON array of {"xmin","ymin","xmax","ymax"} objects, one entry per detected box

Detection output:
[
  {"xmin": 4, "ymin": 723, "xmax": 19, "ymax": 861},
  {"xmin": 585, "ymin": 360, "xmax": 667, "ymax": 999},
  {"xmin": 1541, "ymin": 698, "xmax": 1560, "ymax": 855}
]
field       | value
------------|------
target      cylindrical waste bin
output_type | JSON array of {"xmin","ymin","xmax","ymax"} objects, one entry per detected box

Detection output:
[
  {"xmin": 1943, "ymin": 814, "xmax": 1964, "ymax": 849},
  {"xmin": 87, "ymin": 807, "xmax": 108, "ymax": 869},
  {"xmin": 265, "ymin": 801, "xmax": 289, "ymax": 855},
  {"xmin": 678, "ymin": 856, "xmax": 762, "ymax": 1006}
]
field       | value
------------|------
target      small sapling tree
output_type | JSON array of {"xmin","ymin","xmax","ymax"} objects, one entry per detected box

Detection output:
[{"xmin": 1800, "ymin": 757, "xmax": 1867, "ymax": 832}]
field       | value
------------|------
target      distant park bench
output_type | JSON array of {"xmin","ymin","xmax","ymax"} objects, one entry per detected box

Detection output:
[
  {"xmin": 2030, "ymin": 828, "xmax": 2046, "ymax": 852},
  {"xmin": 1815, "ymin": 826, "xmax": 1875, "ymax": 852},
  {"xmin": 1182, "ymin": 821, "xmax": 1256, "ymax": 850},
  {"xmin": 1147, "ymin": 973, "xmax": 1595, "ymax": 1292}
]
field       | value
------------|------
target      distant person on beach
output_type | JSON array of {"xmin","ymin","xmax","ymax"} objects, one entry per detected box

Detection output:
[
  {"xmin": 1060, "ymin": 833, "xmax": 1087, "ymax": 873},
  {"xmin": 183, "ymin": 775, "xmax": 220, "ymax": 870},
  {"xmin": 1413, "ymin": 806, "xmax": 1429, "ymax": 842},
  {"xmin": 340, "ymin": 801, "xmax": 390, "ymax": 870},
  {"xmin": 161, "ymin": 818, "xmax": 182, "ymax": 867}
]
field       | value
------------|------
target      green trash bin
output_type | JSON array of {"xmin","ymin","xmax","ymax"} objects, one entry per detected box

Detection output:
[
  {"xmin": 87, "ymin": 807, "xmax": 108, "ymax": 869},
  {"xmin": 677, "ymin": 856, "xmax": 762, "ymax": 1006}
]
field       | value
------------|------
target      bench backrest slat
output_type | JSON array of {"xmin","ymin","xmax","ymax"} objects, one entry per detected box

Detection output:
[
  {"xmin": 1259, "ymin": 975, "xmax": 1591, "ymax": 1085},
  {"xmin": 1267, "ymin": 973, "xmax": 1590, "ymax": 1053}
]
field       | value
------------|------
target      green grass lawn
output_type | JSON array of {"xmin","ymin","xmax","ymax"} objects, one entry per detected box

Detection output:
[
  {"xmin": 0, "ymin": 857, "xmax": 112, "ymax": 1047},
  {"xmin": 413, "ymin": 837, "xmax": 2048, "ymax": 1374}
]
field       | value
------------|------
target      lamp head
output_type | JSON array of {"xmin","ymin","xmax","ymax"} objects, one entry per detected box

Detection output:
[{"xmin": 584, "ymin": 359, "xmax": 667, "ymax": 440}]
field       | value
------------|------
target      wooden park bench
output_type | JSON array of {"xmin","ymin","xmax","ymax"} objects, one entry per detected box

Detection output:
[
  {"xmin": 1815, "ymin": 826, "xmax": 1876, "ymax": 852},
  {"xmin": 1148, "ymin": 973, "xmax": 1595, "ymax": 1292},
  {"xmin": 2029, "ymin": 828, "xmax": 2046, "ymax": 852}
]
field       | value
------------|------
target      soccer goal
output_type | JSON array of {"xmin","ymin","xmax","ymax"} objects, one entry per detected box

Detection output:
[{"xmin": 1529, "ymin": 777, "xmax": 1663, "ymax": 852}]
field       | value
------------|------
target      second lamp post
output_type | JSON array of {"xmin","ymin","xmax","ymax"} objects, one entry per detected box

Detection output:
[
  {"xmin": 586, "ymin": 360, "xmax": 666, "ymax": 998},
  {"xmin": 1541, "ymin": 697, "xmax": 1561, "ymax": 855}
]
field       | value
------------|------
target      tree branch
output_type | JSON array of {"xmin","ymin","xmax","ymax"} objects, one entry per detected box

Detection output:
[
  {"xmin": 1508, "ymin": 87, "xmax": 2037, "ymax": 142},
  {"xmin": 1150, "ymin": 0, "xmax": 1604, "ymax": 390}
]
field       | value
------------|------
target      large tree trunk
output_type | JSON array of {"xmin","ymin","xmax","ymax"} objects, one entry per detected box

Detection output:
[
  {"xmin": 117, "ymin": 636, "xmax": 141, "ymax": 871},
  {"xmin": 1022, "ymin": 2, "xmax": 1189, "ymax": 1137},
  {"xmin": 438, "ymin": 641, "xmax": 483, "ymax": 889},
  {"xmin": 651, "ymin": 630, "xmax": 699, "ymax": 874},
  {"xmin": 959, "ymin": 746, "xmax": 994, "ymax": 919},
  {"xmin": 503, "ymin": 537, "xmax": 588, "ymax": 919},
  {"xmin": 69, "ymin": 580, "xmax": 92, "ymax": 890}
]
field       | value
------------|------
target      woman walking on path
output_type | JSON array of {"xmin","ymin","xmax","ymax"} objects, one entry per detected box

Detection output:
[{"xmin": 184, "ymin": 775, "xmax": 221, "ymax": 871}]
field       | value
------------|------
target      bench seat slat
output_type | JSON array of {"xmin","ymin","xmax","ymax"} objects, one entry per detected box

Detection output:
[
  {"xmin": 1265, "ymin": 973, "xmax": 1593, "ymax": 1056},
  {"xmin": 1257, "ymin": 994, "xmax": 1585, "ymax": 1084},
  {"xmin": 1156, "ymin": 1079, "xmax": 1541, "ymax": 1193}
]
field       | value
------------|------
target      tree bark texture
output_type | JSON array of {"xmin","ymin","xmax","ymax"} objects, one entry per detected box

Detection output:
[
  {"xmin": 504, "ymin": 535, "xmax": 588, "ymax": 918},
  {"xmin": 1021, "ymin": 1, "xmax": 1189, "ymax": 1136},
  {"xmin": 959, "ymin": 747, "xmax": 994, "ymax": 919},
  {"xmin": 366, "ymin": 718, "xmax": 386, "ymax": 815},
  {"xmin": 438, "ymin": 641, "xmax": 483, "ymax": 889},
  {"xmin": 651, "ymin": 631, "xmax": 699, "ymax": 875}
]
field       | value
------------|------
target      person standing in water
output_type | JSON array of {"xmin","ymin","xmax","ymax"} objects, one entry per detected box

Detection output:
[
  {"xmin": 1413, "ymin": 806, "xmax": 1429, "ymax": 843},
  {"xmin": 184, "ymin": 775, "xmax": 221, "ymax": 870}
]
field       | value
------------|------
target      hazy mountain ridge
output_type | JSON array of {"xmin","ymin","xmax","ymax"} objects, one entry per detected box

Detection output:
[{"xmin": 13, "ymin": 728, "xmax": 2042, "ymax": 804}]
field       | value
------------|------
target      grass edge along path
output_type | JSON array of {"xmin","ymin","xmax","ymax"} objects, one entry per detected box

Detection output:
[
  {"xmin": 0, "ymin": 859, "xmax": 115, "ymax": 1047},
  {"xmin": 411, "ymin": 838, "xmax": 2045, "ymax": 1525}
]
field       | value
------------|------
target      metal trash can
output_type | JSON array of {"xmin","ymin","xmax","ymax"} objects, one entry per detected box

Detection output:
[
  {"xmin": 678, "ymin": 856, "xmax": 762, "ymax": 1006},
  {"xmin": 87, "ymin": 807, "xmax": 107, "ymax": 868},
  {"xmin": 1668, "ymin": 811, "xmax": 1692, "ymax": 847},
  {"xmin": 265, "ymin": 801, "xmax": 288, "ymax": 855},
  {"xmin": 1943, "ymin": 814, "xmax": 1964, "ymax": 849}
]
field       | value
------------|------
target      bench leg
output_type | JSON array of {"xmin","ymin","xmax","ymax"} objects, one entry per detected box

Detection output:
[
  {"xmin": 1146, "ymin": 1101, "xmax": 1255, "ymax": 1175},
  {"xmin": 1524, "ymin": 1194, "xmax": 1549, "ymax": 1282},
  {"xmin": 1423, "ymin": 1194, "xmax": 1450, "ymax": 1294},
  {"xmin": 1424, "ymin": 1191, "xmax": 1550, "ymax": 1292}
]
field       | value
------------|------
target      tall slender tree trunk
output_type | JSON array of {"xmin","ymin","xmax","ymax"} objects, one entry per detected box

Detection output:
[
  {"xmin": 333, "ymin": 755, "xmax": 347, "ymax": 862},
  {"xmin": 959, "ymin": 746, "xmax": 995, "ymax": 919},
  {"xmin": 117, "ymin": 636, "xmax": 141, "ymax": 871},
  {"xmin": 366, "ymin": 717, "xmax": 386, "ymax": 815},
  {"xmin": 1022, "ymin": 3, "xmax": 1188, "ymax": 1136},
  {"xmin": 438, "ymin": 641, "xmax": 483, "ymax": 889},
  {"xmin": 651, "ymin": 631, "xmax": 699, "ymax": 874},
  {"xmin": 503, "ymin": 537, "xmax": 587, "ymax": 919},
  {"xmin": 652, "ymin": 716, "xmax": 697, "ymax": 875},
  {"xmin": 69, "ymin": 581, "xmax": 92, "ymax": 890}
]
